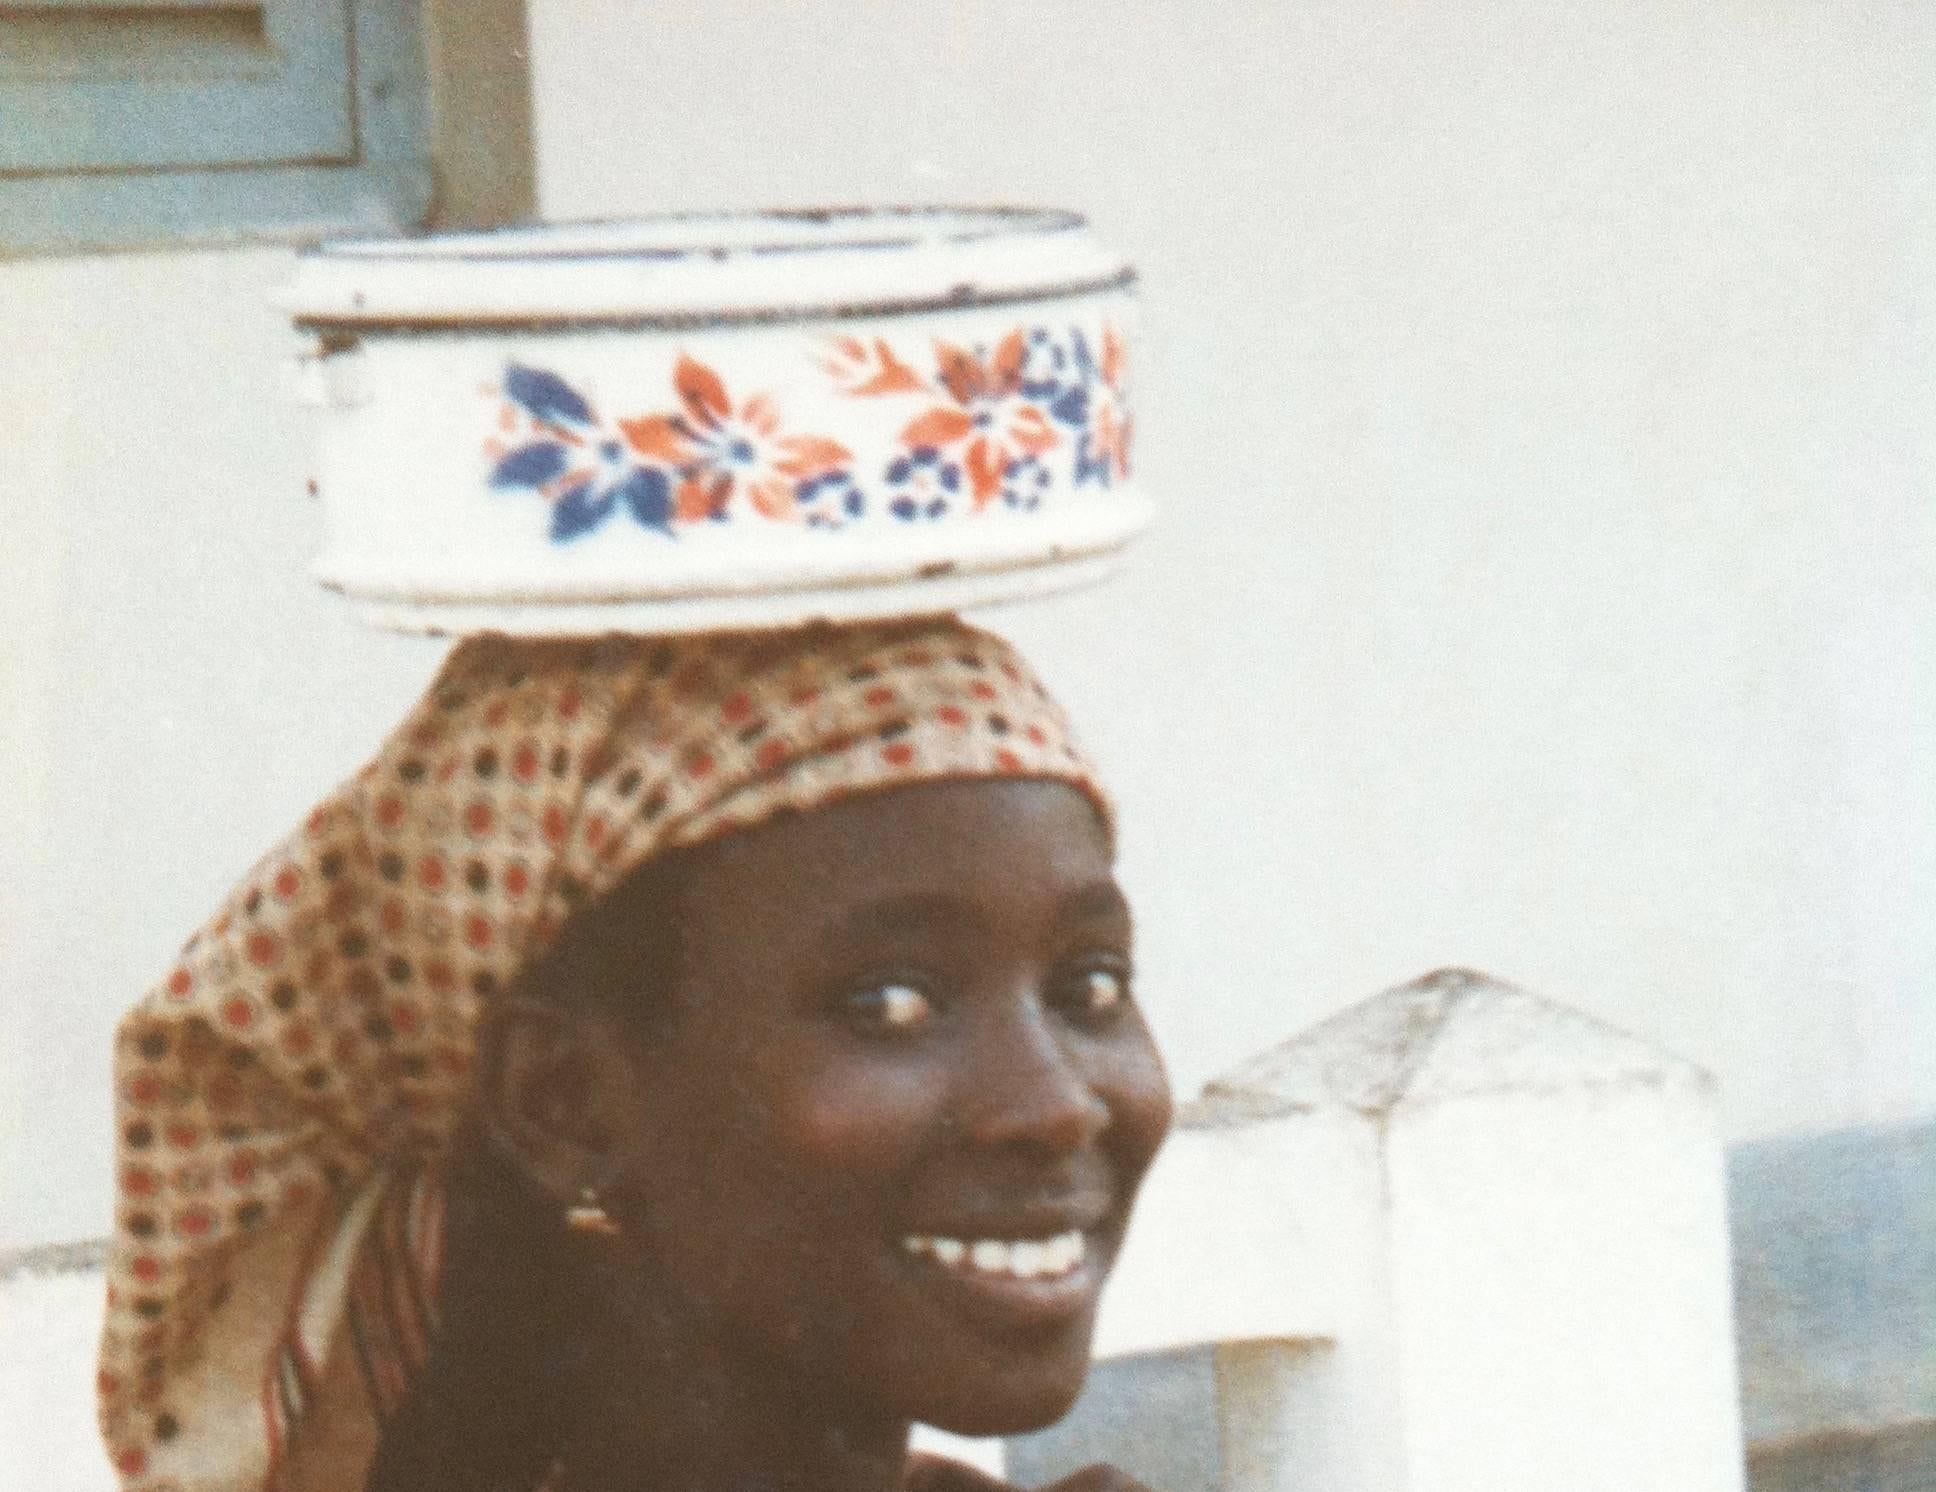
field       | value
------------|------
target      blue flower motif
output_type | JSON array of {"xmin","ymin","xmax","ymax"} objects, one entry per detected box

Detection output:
[
  {"xmin": 504, "ymin": 365, "xmax": 596, "ymax": 428},
  {"xmin": 1048, "ymin": 383, "xmax": 1088, "ymax": 428},
  {"xmin": 883, "ymin": 446, "xmax": 963, "ymax": 522},
  {"xmin": 1017, "ymin": 327, "xmax": 1071, "ymax": 401},
  {"xmin": 999, "ymin": 455, "xmax": 1054, "ymax": 512},
  {"xmin": 1067, "ymin": 328, "xmax": 1098, "ymax": 387},
  {"xmin": 490, "ymin": 441, "xmax": 572, "ymax": 490},
  {"xmin": 489, "ymin": 366, "xmax": 677, "ymax": 543},
  {"xmin": 797, "ymin": 470, "xmax": 865, "ymax": 529}
]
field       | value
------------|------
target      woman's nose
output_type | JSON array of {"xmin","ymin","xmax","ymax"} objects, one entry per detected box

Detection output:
[{"xmin": 958, "ymin": 999, "xmax": 1110, "ymax": 1155}]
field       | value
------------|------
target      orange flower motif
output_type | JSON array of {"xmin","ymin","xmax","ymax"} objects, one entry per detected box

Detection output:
[
  {"xmin": 618, "ymin": 357, "xmax": 852, "ymax": 523},
  {"xmin": 824, "ymin": 336, "xmax": 927, "ymax": 396},
  {"xmin": 1090, "ymin": 401, "xmax": 1132, "ymax": 483},
  {"xmin": 898, "ymin": 331, "xmax": 1060, "ymax": 506},
  {"xmin": 1077, "ymin": 325, "xmax": 1132, "ymax": 485},
  {"xmin": 1099, "ymin": 324, "xmax": 1127, "ymax": 391}
]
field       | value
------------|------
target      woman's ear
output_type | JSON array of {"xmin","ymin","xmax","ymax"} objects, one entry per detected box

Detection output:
[{"xmin": 474, "ymin": 996, "xmax": 634, "ymax": 1203}]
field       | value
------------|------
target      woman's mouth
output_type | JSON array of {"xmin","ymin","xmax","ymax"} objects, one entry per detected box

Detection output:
[
  {"xmin": 890, "ymin": 1223, "xmax": 1103, "ymax": 1333},
  {"xmin": 898, "ymin": 1228, "xmax": 1086, "ymax": 1281}
]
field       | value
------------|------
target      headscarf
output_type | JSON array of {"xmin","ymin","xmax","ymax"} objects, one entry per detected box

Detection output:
[{"xmin": 98, "ymin": 615, "xmax": 1106, "ymax": 1492}]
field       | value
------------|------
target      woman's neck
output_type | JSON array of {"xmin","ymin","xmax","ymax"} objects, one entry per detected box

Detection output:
[{"xmin": 556, "ymin": 1253, "xmax": 913, "ymax": 1492}]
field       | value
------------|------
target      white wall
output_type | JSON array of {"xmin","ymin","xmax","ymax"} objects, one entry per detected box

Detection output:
[
  {"xmin": 0, "ymin": 249, "xmax": 448, "ymax": 1249},
  {"xmin": 4, "ymin": 0, "xmax": 1933, "ymax": 1249}
]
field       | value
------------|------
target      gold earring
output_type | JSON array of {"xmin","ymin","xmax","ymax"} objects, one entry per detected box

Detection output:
[{"xmin": 565, "ymin": 1185, "xmax": 622, "ymax": 1237}]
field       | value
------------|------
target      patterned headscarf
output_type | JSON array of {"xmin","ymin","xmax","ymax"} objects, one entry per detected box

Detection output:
[{"xmin": 98, "ymin": 616, "xmax": 1105, "ymax": 1492}]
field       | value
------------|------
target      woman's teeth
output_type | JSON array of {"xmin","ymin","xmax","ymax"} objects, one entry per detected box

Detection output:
[{"xmin": 900, "ymin": 1230, "xmax": 1086, "ymax": 1279}]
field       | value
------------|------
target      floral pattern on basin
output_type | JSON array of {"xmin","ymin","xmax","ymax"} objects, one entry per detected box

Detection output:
[{"xmin": 484, "ymin": 324, "xmax": 1130, "ymax": 543}]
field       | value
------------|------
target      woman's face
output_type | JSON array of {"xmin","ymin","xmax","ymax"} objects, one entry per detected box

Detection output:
[{"xmin": 600, "ymin": 778, "xmax": 1171, "ymax": 1436}]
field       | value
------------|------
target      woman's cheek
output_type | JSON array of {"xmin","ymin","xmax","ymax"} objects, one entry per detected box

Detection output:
[
  {"xmin": 779, "ymin": 1049, "xmax": 950, "ymax": 1167},
  {"xmin": 1102, "ymin": 1022, "xmax": 1173, "ymax": 1177}
]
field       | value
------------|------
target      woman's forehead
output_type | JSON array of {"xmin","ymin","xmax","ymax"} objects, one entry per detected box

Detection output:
[{"xmin": 679, "ymin": 778, "xmax": 1117, "ymax": 926}]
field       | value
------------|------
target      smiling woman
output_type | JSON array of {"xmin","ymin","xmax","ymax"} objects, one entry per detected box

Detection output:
[{"xmin": 97, "ymin": 617, "xmax": 1170, "ymax": 1492}]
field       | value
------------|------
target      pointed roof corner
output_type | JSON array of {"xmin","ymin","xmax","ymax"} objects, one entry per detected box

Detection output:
[{"xmin": 1189, "ymin": 968, "xmax": 1711, "ymax": 1124}]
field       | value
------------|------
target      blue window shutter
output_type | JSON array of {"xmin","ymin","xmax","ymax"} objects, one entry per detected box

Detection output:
[
  {"xmin": 0, "ymin": 0, "xmax": 432, "ymax": 255},
  {"xmin": 1, "ymin": 1, "xmax": 355, "ymax": 174}
]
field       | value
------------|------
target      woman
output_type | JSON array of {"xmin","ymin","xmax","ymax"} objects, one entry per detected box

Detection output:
[{"xmin": 99, "ymin": 616, "xmax": 1171, "ymax": 1492}]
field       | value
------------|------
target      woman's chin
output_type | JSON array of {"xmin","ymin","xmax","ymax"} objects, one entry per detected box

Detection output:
[{"xmin": 910, "ymin": 1363, "xmax": 1091, "ymax": 1440}]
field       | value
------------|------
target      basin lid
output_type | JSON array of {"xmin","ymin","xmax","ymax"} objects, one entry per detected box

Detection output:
[{"xmin": 280, "ymin": 206, "xmax": 1134, "ymax": 331}]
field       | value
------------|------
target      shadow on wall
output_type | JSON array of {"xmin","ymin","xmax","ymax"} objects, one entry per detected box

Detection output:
[
  {"xmin": 1009, "ymin": 1348, "xmax": 1220, "ymax": 1492},
  {"xmin": 1733, "ymin": 1120, "xmax": 1936, "ymax": 1492},
  {"xmin": 1749, "ymin": 1425, "xmax": 1936, "ymax": 1492}
]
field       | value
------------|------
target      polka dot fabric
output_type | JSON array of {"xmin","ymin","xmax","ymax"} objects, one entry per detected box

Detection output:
[{"xmin": 98, "ymin": 616, "xmax": 1106, "ymax": 1492}]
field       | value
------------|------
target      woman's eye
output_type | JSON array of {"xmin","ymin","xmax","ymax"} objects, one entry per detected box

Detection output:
[
  {"xmin": 843, "ymin": 981, "xmax": 935, "ymax": 1033},
  {"xmin": 1062, "ymin": 964, "xmax": 1131, "ymax": 1020}
]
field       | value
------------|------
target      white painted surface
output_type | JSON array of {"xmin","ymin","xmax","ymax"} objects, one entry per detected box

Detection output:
[
  {"xmin": 6, "ymin": 0, "xmax": 1936, "ymax": 1258},
  {"xmin": 0, "ymin": 1260, "xmax": 112, "ymax": 1492},
  {"xmin": 1188, "ymin": 971, "xmax": 1744, "ymax": 1492},
  {"xmin": 1385, "ymin": 1087, "xmax": 1741, "ymax": 1491},
  {"xmin": 1094, "ymin": 1113, "xmax": 1371, "ymax": 1359}
]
